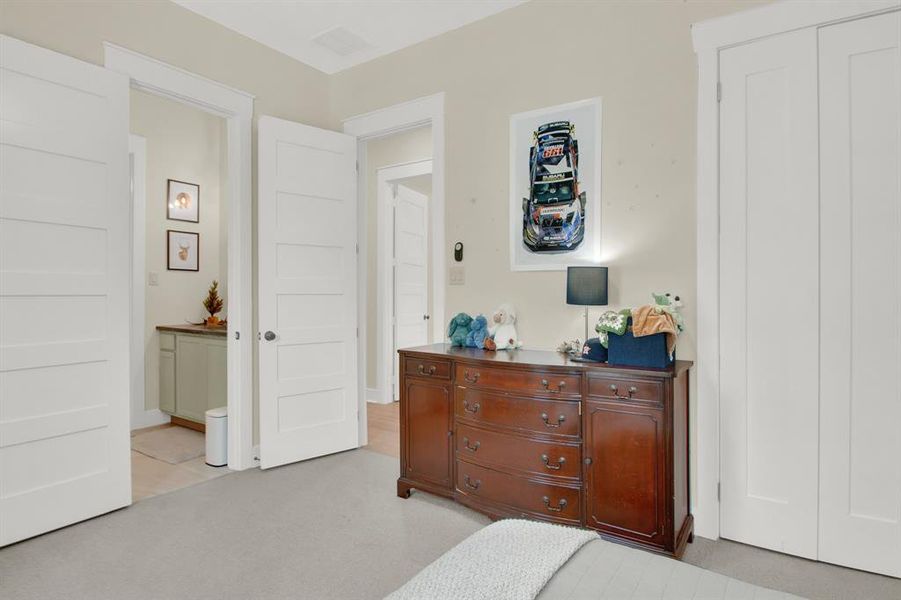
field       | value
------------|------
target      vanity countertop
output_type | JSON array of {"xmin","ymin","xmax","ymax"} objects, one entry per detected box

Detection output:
[{"xmin": 156, "ymin": 324, "xmax": 227, "ymax": 337}]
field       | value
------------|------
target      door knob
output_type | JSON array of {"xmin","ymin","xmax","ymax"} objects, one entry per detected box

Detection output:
[
  {"xmin": 423, "ymin": 314, "xmax": 430, "ymax": 320},
  {"xmin": 264, "ymin": 331, "xmax": 276, "ymax": 341}
]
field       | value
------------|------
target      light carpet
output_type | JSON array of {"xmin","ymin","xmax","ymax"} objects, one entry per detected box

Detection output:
[
  {"xmin": 0, "ymin": 449, "xmax": 898, "ymax": 600},
  {"xmin": 132, "ymin": 426, "xmax": 205, "ymax": 465}
]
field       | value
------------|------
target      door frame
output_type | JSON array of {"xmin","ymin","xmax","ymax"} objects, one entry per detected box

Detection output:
[
  {"xmin": 691, "ymin": 0, "xmax": 901, "ymax": 541},
  {"xmin": 104, "ymin": 43, "xmax": 256, "ymax": 471},
  {"xmin": 343, "ymin": 93, "xmax": 446, "ymax": 445},
  {"xmin": 376, "ymin": 159, "xmax": 434, "ymax": 404},
  {"xmin": 128, "ymin": 134, "xmax": 168, "ymax": 430}
]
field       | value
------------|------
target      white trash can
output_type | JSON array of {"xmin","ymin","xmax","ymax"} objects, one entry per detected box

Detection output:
[{"xmin": 205, "ymin": 406, "xmax": 228, "ymax": 467}]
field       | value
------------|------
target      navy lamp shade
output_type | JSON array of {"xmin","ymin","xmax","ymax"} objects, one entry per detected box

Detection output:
[{"xmin": 566, "ymin": 266, "xmax": 609, "ymax": 344}]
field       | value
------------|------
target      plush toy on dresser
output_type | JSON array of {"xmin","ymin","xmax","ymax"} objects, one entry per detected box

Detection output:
[
  {"xmin": 447, "ymin": 313, "xmax": 474, "ymax": 347},
  {"xmin": 465, "ymin": 315, "xmax": 490, "ymax": 349},
  {"xmin": 487, "ymin": 303, "xmax": 522, "ymax": 350}
]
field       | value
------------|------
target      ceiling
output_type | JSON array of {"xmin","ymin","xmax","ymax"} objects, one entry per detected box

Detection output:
[{"xmin": 173, "ymin": 1, "xmax": 525, "ymax": 74}]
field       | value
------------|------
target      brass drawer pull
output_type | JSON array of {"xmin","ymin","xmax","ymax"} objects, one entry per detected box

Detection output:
[
  {"xmin": 540, "ymin": 412, "xmax": 566, "ymax": 428},
  {"xmin": 463, "ymin": 437, "xmax": 480, "ymax": 452},
  {"xmin": 463, "ymin": 370, "xmax": 480, "ymax": 384},
  {"xmin": 463, "ymin": 475, "xmax": 481, "ymax": 491},
  {"xmin": 540, "ymin": 379, "xmax": 567, "ymax": 393},
  {"xmin": 542, "ymin": 496, "xmax": 568, "ymax": 513},
  {"xmin": 463, "ymin": 401, "xmax": 480, "ymax": 414},
  {"xmin": 608, "ymin": 384, "xmax": 638, "ymax": 399},
  {"xmin": 541, "ymin": 454, "xmax": 566, "ymax": 470},
  {"xmin": 417, "ymin": 364, "xmax": 437, "ymax": 376}
]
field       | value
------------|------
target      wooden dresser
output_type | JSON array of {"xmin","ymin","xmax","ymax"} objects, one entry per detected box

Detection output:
[{"xmin": 397, "ymin": 344, "xmax": 693, "ymax": 557}]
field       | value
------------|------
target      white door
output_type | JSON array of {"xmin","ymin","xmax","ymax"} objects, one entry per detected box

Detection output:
[
  {"xmin": 392, "ymin": 184, "xmax": 429, "ymax": 399},
  {"xmin": 0, "ymin": 35, "xmax": 131, "ymax": 545},
  {"xmin": 257, "ymin": 116, "xmax": 358, "ymax": 470},
  {"xmin": 718, "ymin": 28, "xmax": 820, "ymax": 558},
  {"xmin": 818, "ymin": 11, "xmax": 901, "ymax": 578}
]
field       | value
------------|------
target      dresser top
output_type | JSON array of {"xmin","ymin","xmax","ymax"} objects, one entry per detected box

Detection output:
[{"xmin": 399, "ymin": 344, "xmax": 692, "ymax": 378}]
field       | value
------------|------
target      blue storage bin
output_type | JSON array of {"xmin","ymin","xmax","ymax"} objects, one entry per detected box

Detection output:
[{"xmin": 607, "ymin": 318, "xmax": 674, "ymax": 369}]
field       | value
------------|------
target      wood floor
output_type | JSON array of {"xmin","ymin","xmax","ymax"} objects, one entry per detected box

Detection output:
[
  {"xmin": 366, "ymin": 401, "xmax": 400, "ymax": 458},
  {"xmin": 130, "ymin": 423, "xmax": 231, "ymax": 502}
]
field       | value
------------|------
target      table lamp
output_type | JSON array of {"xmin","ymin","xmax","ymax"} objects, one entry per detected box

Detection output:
[{"xmin": 566, "ymin": 266, "xmax": 608, "ymax": 343}]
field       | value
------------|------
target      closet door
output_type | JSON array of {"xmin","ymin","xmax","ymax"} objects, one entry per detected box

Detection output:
[
  {"xmin": 718, "ymin": 28, "xmax": 820, "ymax": 559},
  {"xmin": 818, "ymin": 11, "xmax": 901, "ymax": 578}
]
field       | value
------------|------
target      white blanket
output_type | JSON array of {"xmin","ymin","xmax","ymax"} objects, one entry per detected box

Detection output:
[{"xmin": 386, "ymin": 519, "xmax": 598, "ymax": 600}]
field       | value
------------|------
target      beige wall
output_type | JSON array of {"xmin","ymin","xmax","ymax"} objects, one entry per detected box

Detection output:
[
  {"xmin": 364, "ymin": 127, "xmax": 433, "ymax": 390},
  {"xmin": 131, "ymin": 89, "xmax": 227, "ymax": 412},
  {"xmin": 331, "ymin": 0, "xmax": 766, "ymax": 364}
]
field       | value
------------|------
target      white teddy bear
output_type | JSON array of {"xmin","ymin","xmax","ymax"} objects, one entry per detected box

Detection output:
[{"xmin": 488, "ymin": 303, "xmax": 523, "ymax": 350}]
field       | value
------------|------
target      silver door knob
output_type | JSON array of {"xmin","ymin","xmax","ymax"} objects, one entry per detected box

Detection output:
[
  {"xmin": 423, "ymin": 314, "xmax": 430, "ymax": 320},
  {"xmin": 264, "ymin": 331, "xmax": 276, "ymax": 341}
]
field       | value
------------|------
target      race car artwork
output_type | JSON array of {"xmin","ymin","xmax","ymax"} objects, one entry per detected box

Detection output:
[{"xmin": 521, "ymin": 120, "xmax": 587, "ymax": 252}]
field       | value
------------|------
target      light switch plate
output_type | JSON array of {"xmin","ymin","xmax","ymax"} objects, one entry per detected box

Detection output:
[
  {"xmin": 449, "ymin": 264, "xmax": 465, "ymax": 285},
  {"xmin": 148, "ymin": 271, "xmax": 159, "ymax": 286}
]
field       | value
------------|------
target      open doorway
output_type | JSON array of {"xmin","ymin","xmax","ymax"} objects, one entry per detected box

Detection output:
[
  {"xmin": 128, "ymin": 90, "xmax": 232, "ymax": 501},
  {"xmin": 377, "ymin": 160, "xmax": 433, "ymax": 403}
]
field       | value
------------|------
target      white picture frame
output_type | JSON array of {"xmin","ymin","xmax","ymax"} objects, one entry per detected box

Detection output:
[{"xmin": 509, "ymin": 97, "xmax": 602, "ymax": 271}]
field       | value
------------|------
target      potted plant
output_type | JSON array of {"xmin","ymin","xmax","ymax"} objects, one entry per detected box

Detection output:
[{"xmin": 202, "ymin": 280, "xmax": 224, "ymax": 327}]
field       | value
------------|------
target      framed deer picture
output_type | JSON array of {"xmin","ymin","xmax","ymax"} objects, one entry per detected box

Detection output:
[{"xmin": 167, "ymin": 230, "xmax": 199, "ymax": 271}]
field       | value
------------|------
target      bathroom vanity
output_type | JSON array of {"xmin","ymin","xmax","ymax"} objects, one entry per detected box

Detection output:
[{"xmin": 157, "ymin": 324, "xmax": 227, "ymax": 429}]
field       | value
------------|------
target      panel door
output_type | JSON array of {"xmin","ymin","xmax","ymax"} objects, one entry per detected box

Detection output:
[
  {"xmin": 159, "ymin": 350, "xmax": 176, "ymax": 414},
  {"xmin": 584, "ymin": 400, "xmax": 667, "ymax": 548},
  {"xmin": 818, "ymin": 11, "xmax": 901, "ymax": 578},
  {"xmin": 0, "ymin": 35, "xmax": 131, "ymax": 545},
  {"xmin": 393, "ymin": 184, "xmax": 429, "ymax": 400},
  {"xmin": 718, "ymin": 28, "xmax": 820, "ymax": 558},
  {"xmin": 257, "ymin": 116, "xmax": 358, "ymax": 469},
  {"xmin": 403, "ymin": 379, "xmax": 451, "ymax": 488}
]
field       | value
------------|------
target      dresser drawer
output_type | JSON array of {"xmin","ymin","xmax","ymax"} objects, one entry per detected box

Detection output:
[
  {"xmin": 586, "ymin": 374, "xmax": 663, "ymax": 405},
  {"xmin": 403, "ymin": 356, "xmax": 451, "ymax": 380},
  {"xmin": 455, "ymin": 423, "xmax": 582, "ymax": 481},
  {"xmin": 455, "ymin": 364, "xmax": 580, "ymax": 397},
  {"xmin": 455, "ymin": 460, "xmax": 581, "ymax": 524},
  {"xmin": 455, "ymin": 387, "xmax": 581, "ymax": 438}
]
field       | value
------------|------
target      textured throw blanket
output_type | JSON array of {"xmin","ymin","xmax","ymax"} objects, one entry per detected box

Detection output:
[
  {"xmin": 386, "ymin": 520, "xmax": 598, "ymax": 600},
  {"xmin": 631, "ymin": 304, "xmax": 678, "ymax": 358},
  {"xmin": 594, "ymin": 309, "xmax": 631, "ymax": 348}
]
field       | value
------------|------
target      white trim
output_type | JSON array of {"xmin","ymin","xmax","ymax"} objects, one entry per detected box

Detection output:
[
  {"xmin": 105, "ymin": 43, "xmax": 256, "ymax": 471},
  {"xmin": 343, "ymin": 93, "xmax": 446, "ymax": 447},
  {"xmin": 366, "ymin": 388, "xmax": 385, "ymax": 404},
  {"xmin": 377, "ymin": 160, "xmax": 434, "ymax": 405},
  {"xmin": 128, "ymin": 135, "xmax": 170, "ymax": 431},
  {"xmin": 691, "ymin": 0, "xmax": 900, "ymax": 51},
  {"xmin": 690, "ymin": 0, "xmax": 901, "ymax": 541}
]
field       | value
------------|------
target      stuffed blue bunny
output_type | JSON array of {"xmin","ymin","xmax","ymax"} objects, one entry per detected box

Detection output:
[
  {"xmin": 464, "ymin": 315, "xmax": 489, "ymax": 349},
  {"xmin": 447, "ymin": 313, "xmax": 473, "ymax": 347}
]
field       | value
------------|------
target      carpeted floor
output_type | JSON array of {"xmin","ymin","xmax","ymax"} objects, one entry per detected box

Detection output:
[{"xmin": 0, "ymin": 449, "xmax": 898, "ymax": 600}]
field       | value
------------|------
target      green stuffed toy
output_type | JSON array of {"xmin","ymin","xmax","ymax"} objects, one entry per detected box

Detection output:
[
  {"xmin": 447, "ymin": 313, "xmax": 474, "ymax": 347},
  {"xmin": 652, "ymin": 292, "xmax": 685, "ymax": 332}
]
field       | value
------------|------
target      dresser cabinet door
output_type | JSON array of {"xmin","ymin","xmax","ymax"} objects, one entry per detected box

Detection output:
[
  {"xmin": 403, "ymin": 379, "xmax": 452, "ymax": 489},
  {"xmin": 584, "ymin": 399, "xmax": 667, "ymax": 548}
]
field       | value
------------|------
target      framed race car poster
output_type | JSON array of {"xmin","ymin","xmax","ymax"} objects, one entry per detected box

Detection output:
[{"xmin": 509, "ymin": 98, "xmax": 602, "ymax": 271}]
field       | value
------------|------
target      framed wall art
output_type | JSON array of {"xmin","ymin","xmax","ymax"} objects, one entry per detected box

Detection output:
[
  {"xmin": 509, "ymin": 97, "xmax": 602, "ymax": 271},
  {"xmin": 167, "ymin": 230, "xmax": 199, "ymax": 271},
  {"xmin": 167, "ymin": 179, "xmax": 200, "ymax": 223}
]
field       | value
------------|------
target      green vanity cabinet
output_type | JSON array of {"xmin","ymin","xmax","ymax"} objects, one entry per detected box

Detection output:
[{"xmin": 157, "ymin": 325, "xmax": 227, "ymax": 425}]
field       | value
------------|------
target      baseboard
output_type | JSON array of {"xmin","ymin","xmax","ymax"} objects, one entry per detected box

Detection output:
[
  {"xmin": 171, "ymin": 415, "xmax": 204, "ymax": 433},
  {"xmin": 367, "ymin": 387, "xmax": 392, "ymax": 404},
  {"xmin": 130, "ymin": 409, "xmax": 170, "ymax": 431}
]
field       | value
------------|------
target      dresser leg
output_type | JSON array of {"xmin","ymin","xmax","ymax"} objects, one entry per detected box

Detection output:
[
  {"xmin": 688, "ymin": 532, "xmax": 694, "ymax": 543},
  {"xmin": 397, "ymin": 479, "xmax": 413, "ymax": 499}
]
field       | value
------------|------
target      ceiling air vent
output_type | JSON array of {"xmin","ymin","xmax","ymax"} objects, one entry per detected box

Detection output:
[{"xmin": 311, "ymin": 26, "xmax": 373, "ymax": 57}]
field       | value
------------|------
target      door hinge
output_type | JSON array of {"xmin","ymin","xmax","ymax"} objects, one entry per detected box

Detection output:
[
  {"xmin": 234, "ymin": 331, "xmax": 240, "ymax": 340},
  {"xmin": 355, "ymin": 160, "xmax": 359, "ymax": 174},
  {"xmin": 717, "ymin": 481, "xmax": 721, "ymax": 501},
  {"xmin": 355, "ymin": 242, "xmax": 359, "ymax": 254},
  {"xmin": 716, "ymin": 81, "xmax": 722, "ymax": 103},
  {"xmin": 356, "ymin": 327, "xmax": 359, "ymax": 338}
]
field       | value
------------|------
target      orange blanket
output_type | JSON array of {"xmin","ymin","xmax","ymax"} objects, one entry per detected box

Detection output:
[{"xmin": 631, "ymin": 305, "xmax": 678, "ymax": 358}]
